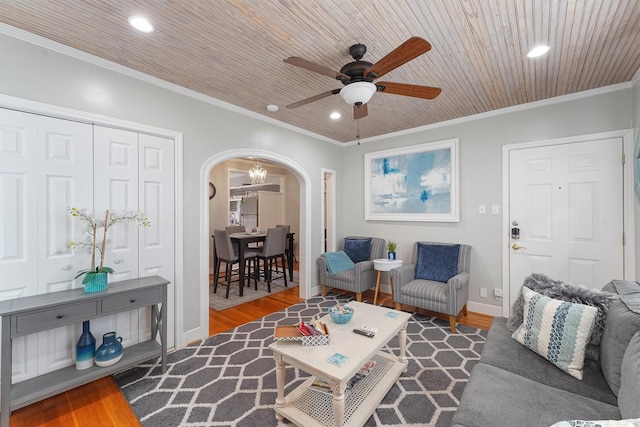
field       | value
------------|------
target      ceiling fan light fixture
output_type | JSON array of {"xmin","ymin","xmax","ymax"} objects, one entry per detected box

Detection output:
[
  {"xmin": 526, "ymin": 45, "xmax": 550, "ymax": 58},
  {"xmin": 339, "ymin": 82, "xmax": 377, "ymax": 106}
]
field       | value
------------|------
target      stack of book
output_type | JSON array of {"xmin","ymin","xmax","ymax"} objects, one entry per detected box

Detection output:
[{"xmin": 310, "ymin": 360, "xmax": 377, "ymax": 394}]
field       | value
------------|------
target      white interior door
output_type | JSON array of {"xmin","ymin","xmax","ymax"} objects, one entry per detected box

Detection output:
[
  {"xmin": 508, "ymin": 137, "xmax": 624, "ymax": 307},
  {"xmin": 138, "ymin": 133, "xmax": 175, "ymax": 347}
]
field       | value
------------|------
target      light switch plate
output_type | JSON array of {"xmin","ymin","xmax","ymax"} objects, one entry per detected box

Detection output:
[
  {"xmin": 478, "ymin": 204, "xmax": 486, "ymax": 214},
  {"xmin": 492, "ymin": 204, "xmax": 500, "ymax": 214}
]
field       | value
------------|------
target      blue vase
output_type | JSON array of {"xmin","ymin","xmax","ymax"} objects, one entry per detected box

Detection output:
[
  {"xmin": 75, "ymin": 320, "xmax": 96, "ymax": 370},
  {"xmin": 84, "ymin": 272, "xmax": 108, "ymax": 293},
  {"xmin": 388, "ymin": 252, "xmax": 397, "ymax": 260},
  {"xmin": 95, "ymin": 332, "xmax": 123, "ymax": 367}
]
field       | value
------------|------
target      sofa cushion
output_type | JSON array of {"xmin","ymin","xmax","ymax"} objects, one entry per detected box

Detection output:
[
  {"xmin": 451, "ymin": 363, "xmax": 621, "ymax": 427},
  {"xmin": 415, "ymin": 242, "xmax": 459, "ymax": 282},
  {"xmin": 512, "ymin": 287, "xmax": 597, "ymax": 380},
  {"xmin": 343, "ymin": 237, "xmax": 371, "ymax": 264},
  {"xmin": 508, "ymin": 273, "xmax": 615, "ymax": 364},
  {"xmin": 600, "ymin": 281, "xmax": 640, "ymax": 396},
  {"xmin": 550, "ymin": 420, "xmax": 640, "ymax": 427},
  {"xmin": 481, "ymin": 317, "xmax": 617, "ymax": 405},
  {"xmin": 618, "ymin": 332, "xmax": 640, "ymax": 419}
]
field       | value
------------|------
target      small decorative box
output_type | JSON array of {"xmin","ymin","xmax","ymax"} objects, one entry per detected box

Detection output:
[{"xmin": 274, "ymin": 325, "xmax": 331, "ymax": 346}]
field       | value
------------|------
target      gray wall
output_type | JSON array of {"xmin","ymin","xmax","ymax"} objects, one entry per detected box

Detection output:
[
  {"xmin": 343, "ymin": 88, "xmax": 635, "ymax": 312},
  {"xmin": 0, "ymin": 33, "xmax": 343, "ymax": 336}
]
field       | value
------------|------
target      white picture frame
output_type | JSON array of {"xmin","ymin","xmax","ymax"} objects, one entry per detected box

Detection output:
[{"xmin": 364, "ymin": 138, "xmax": 460, "ymax": 222}]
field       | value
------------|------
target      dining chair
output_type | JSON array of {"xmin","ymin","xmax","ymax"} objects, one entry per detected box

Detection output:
[
  {"xmin": 213, "ymin": 229, "xmax": 257, "ymax": 298},
  {"xmin": 253, "ymin": 227, "xmax": 288, "ymax": 292},
  {"xmin": 225, "ymin": 225, "xmax": 246, "ymax": 234}
]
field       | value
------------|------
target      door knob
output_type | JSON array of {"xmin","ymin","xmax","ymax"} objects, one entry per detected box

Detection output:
[{"xmin": 512, "ymin": 243, "xmax": 527, "ymax": 250}]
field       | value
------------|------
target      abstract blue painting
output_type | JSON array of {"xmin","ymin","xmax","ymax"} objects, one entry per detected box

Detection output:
[{"xmin": 364, "ymin": 139, "xmax": 459, "ymax": 222}]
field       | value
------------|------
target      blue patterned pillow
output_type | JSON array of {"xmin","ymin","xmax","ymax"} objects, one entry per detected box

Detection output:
[
  {"xmin": 512, "ymin": 287, "xmax": 598, "ymax": 380},
  {"xmin": 415, "ymin": 243, "xmax": 460, "ymax": 282},
  {"xmin": 343, "ymin": 238, "xmax": 371, "ymax": 264}
]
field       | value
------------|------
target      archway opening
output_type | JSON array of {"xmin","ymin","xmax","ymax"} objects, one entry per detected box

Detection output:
[{"xmin": 199, "ymin": 149, "xmax": 311, "ymax": 340}]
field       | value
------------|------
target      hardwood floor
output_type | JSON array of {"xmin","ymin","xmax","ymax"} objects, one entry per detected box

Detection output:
[{"xmin": 11, "ymin": 285, "xmax": 493, "ymax": 426}]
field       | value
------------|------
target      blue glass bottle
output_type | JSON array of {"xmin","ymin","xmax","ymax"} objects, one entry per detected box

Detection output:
[{"xmin": 75, "ymin": 320, "xmax": 96, "ymax": 370}]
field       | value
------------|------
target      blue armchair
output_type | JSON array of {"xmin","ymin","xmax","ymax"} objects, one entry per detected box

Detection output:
[{"xmin": 391, "ymin": 241, "xmax": 471, "ymax": 333}]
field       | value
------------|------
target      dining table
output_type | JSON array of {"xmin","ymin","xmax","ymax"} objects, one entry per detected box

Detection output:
[{"xmin": 212, "ymin": 231, "xmax": 295, "ymax": 297}]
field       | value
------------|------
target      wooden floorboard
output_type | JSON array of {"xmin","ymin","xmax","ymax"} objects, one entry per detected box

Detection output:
[{"xmin": 11, "ymin": 282, "xmax": 493, "ymax": 426}]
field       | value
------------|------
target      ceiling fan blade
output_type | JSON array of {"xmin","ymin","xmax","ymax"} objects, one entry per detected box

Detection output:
[
  {"xmin": 285, "ymin": 89, "xmax": 340, "ymax": 109},
  {"xmin": 377, "ymin": 81, "xmax": 442, "ymax": 99},
  {"xmin": 284, "ymin": 57, "xmax": 350, "ymax": 81},
  {"xmin": 364, "ymin": 37, "xmax": 432, "ymax": 79},
  {"xmin": 353, "ymin": 103, "xmax": 368, "ymax": 120}
]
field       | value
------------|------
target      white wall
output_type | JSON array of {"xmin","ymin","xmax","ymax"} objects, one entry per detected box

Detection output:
[
  {"xmin": 343, "ymin": 87, "xmax": 635, "ymax": 314},
  {"xmin": 0, "ymin": 32, "xmax": 344, "ymax": 339}
]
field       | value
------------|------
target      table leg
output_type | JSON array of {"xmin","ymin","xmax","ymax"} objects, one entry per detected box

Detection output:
[
  {"xmin": 329, "ymin": 379, "xmax": 347, "ymax": 427},
  {"xmin": 287, "ymin": 234, "xmax": 294, "ymax": 281},
  {"xmin": 238, "ymin": 242, "xmax": 245, "ymax": 297},
  {"xmin": 1, "ymin": 317, "xmax": 12, "ymax": 427},
  {"xmin": 390, "ymin": 275, "xmax": 395, "ymax": 302},
  {"xmin": 373, "ymin": 271, "xmax": 382, "ymax": 305},
  {"xmin": 274, "ymin": 353, "xmax": 285, "ymax": 421},
  {"xmin": 398, "ymin": 321, "xmax": 408, "ymax": 371}
]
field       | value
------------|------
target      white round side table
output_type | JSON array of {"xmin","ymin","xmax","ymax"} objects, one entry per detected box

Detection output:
[{"xmin": 372, "ymin": 258, "xmax": 403, "ymax": 305}]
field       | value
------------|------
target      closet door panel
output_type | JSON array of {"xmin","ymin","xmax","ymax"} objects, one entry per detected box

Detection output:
[
  {"xmin": 0, "ymin": 109, "xmax": 38, "ymax": 299},
  {"xmin": 37, "ymin": 116, "xmax": 93, "ymax": 294},
  {"xmin": 139, "ymin": 134, "xmax": 175, "ymax": 346},
  {"xmin": 93, "ymin": 126, "xmax": 139, "ymax": 283}
]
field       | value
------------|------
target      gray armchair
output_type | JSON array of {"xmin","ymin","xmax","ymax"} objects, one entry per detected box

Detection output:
[
  {"xmin": 317, "ymin": 236, "xmax": 385, "ymax": 302},
  {"xmin": 391, "ymin": 241, "xmax": 471, "ymax": 333}
]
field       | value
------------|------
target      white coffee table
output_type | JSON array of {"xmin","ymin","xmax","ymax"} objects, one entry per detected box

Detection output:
[
  {"xmin": 269, "ymin": 301, "xmax": 411, "ymax": 427},
  {"xmin": 372, "ymin": 258, "xmax": 403, "ymax": 305}
]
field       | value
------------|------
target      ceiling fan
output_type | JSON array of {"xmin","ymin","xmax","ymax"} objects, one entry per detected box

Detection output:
[{"xmin": 284, "ymin": 37, "xmax": 441, "ymax": 120}]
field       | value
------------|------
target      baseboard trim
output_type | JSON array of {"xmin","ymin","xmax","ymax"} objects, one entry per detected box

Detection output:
[{"xmin": 467, "ymin": 300, "xmax": 503, "ymax": 317}]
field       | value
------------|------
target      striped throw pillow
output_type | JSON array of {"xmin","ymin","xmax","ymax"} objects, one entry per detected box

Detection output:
[{"xmin": 512, "ymin": 286, "xmax": 598, "ymax": 380}]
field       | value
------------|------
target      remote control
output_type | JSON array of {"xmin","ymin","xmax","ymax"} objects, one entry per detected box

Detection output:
[
  {"xmin": 360, "ymin": 325, "xmax": 378, "ymax": 334},
  {"xmin": 353, "ymin": 328, "xmax": 375, "ymax": 338}
]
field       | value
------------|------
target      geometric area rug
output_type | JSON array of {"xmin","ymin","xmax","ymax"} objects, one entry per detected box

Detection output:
[
  {"xmin": 209, "ymin": 271, "xmax": 298, "ymax": 311},
  {"xmin": 114, "ymin": 295, "xmax": 487, "ymax": 427}
]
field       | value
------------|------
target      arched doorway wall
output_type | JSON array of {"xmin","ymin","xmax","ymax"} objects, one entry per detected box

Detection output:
[{"xmin": 199, "ymin": 149, "xmax": 312, "ymax": 340}]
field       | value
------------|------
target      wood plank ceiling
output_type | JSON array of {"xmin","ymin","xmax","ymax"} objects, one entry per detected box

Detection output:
[{"xmin": 1, "ymin": 1, "xmax": 639, "ymax": 143}]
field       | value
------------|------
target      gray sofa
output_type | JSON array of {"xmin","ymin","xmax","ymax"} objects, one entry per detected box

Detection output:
[{"xmin": 452, "ymin": 280, "xmax": 640, "ymax": 427}]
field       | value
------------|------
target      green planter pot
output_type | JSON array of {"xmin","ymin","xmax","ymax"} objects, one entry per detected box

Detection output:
[{"xmin": 84, "ymin": 272, "xmax": 108, "ymax": 293}]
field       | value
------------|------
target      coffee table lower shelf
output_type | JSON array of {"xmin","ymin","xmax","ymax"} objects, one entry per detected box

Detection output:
[{"xmin": 275, "ymin": 352, "xmax": 405, "ymax": 427}]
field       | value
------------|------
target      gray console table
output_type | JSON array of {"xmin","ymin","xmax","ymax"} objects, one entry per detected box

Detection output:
[{"xmin": 0, "ymin": 275, "xmax": 169, "ymax": 426}]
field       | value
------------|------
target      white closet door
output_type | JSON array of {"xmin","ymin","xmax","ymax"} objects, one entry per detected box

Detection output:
[
  {"xmin": 139, "ymin": 133, "xmax": 175, "ymax": 346},
  {"xmin": 93, "ymin": 126, "xmax": 139, "ymax": 282},
  {"xmin": 0, "ymin": 109, "xmax": 93, "ymax": 380},
  {"xmin": 37, "ymin": 116, "xmax": 93, "ymax": 294},
  {"xmin": 36, "ymin": 116, "xmax": 93, "ymax": 375},
  {"xmin": 0, "ymin": 109, "xmax": 38, "ymax": 300}
]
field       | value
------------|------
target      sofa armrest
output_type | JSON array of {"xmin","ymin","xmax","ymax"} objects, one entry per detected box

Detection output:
[
  {"xmin": 354, "ymin": 260, "xmax": 374, "ymax": 274},
  {"xmin": 390, "ymin": 264, "xmax": 416, "ymax": 297},
  {"xmin": 317, "ymin": 256, "xmax": 330, "ymax": 283},
  {"xmin": 447, "ymin": 271, "xmax": 470, "ymax": 314}
]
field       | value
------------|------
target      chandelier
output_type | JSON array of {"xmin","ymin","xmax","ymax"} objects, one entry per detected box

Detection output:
[{"xmin": 249, "ymin": 161, "xmax": 267, "ymax": 184}]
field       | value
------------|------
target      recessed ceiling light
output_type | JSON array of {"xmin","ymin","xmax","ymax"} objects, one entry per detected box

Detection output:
[
  {"xmin": 266, "ymin": 104, "xmax": 279, "ymax": 112},
  {"xmin": 330, "ymin": 112, "xmax": 341, "ymax": 120},
  {"xmin": 526, "ymin": 45, "xmax": 550, "ymax": 58},
  {"xmin": 128, "ymin": 15, "xmax": 154, "ymax": 33}
]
